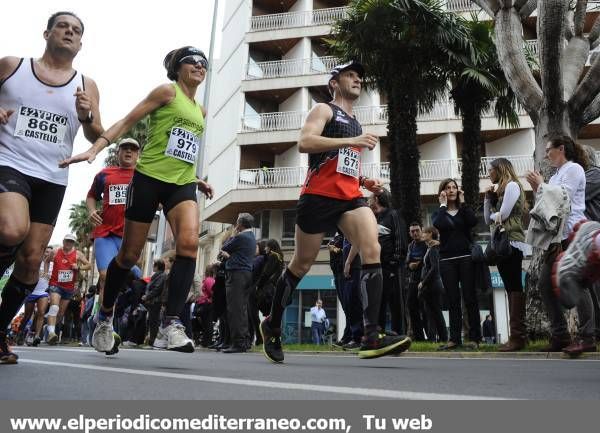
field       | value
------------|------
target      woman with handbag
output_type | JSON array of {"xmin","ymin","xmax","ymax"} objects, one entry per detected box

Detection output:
[
  {"xmin": 485, "ymin": 158, "xmax": 529, "ymax": 351},
  {"xmin": 433, "ymin": 178, "xmax": 481, "ymax": 350}
]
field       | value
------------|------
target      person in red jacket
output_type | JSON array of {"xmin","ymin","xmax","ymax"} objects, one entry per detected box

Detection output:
[{"xmin": 45, "ymin": 234, "xmax": 91, "ymax": 344}]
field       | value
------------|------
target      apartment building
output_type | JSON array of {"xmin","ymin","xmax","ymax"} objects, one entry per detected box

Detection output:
[{"xmin": 196, "ymin": 0, "xmax": 600, "ymax": 344}]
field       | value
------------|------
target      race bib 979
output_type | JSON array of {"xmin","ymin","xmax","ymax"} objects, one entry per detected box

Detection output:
[
  {"xmin": 14, "ymin": 106, "xmax": 68, "ymax": 144},
  {"xmin": 165, "ymin": 127, "xmax": 200, "ymax": 164},
  {"xmin": 336, "ymin": 147, "xmax": 360, "ymax": 178}
]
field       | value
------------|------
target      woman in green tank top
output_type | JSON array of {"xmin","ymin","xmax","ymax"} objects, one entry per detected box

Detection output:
[{"xmin": 62, "ymin": 46, "xmax": 213, "ymax": 355}]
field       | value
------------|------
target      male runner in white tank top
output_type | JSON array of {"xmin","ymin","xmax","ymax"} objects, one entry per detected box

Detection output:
[{"xmin": 0, "ymin": 12, "xmax": 103, "ymax": 364}]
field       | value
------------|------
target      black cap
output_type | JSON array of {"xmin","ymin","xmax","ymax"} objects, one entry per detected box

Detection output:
[
  {"xmin": 329, "ymin": 60, "xmax": 365, "ymax": 80},
  {"xmin": 328, "ymin": 61, "xmax": 364, "ymax": 96}
]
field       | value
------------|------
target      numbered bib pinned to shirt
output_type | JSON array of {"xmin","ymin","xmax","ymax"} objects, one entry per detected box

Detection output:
[
  {"xmin": 58, "ymin": 270, "xmax": 74, "ymax": 283},
  {"xmin": 108, "ymin": 184, "xmax": 128, "ymax": 205},
  {"xmin": 336, "ymin": 147, "xmax": 360, "ymax": 178},
  {"xmin": 165, "ymin": 127, "xmax": 200, "ymax": 164},
  {"xmin": 14, "ymin": 106, "xmax": 68, "ymax": 144}
]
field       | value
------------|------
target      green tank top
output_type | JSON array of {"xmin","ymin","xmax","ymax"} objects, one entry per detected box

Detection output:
[{"xmin": 136, "ymin": 83, "xmax": 205, "ymax": 185}]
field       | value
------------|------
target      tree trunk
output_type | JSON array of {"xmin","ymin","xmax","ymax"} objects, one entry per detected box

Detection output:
[
  {"xmin": 455, "ymin": 92, "xmax": 484, "ymax": 212},
  {"xmin": 387, "ymin": 82, "xmax": 421, "ymax": 224}
]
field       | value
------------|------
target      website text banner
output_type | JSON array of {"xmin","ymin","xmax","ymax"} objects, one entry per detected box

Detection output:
[{"xmin": 1, "ymin": 401, "xmax": 598, "ymax": 433}]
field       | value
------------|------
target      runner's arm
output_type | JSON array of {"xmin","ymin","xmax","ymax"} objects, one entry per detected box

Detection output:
[
  {"xmin": 0, "ymin": 57, "xmax": 21, "ymax": 124},
  {"xmin": 77, "ymin": 251, "xmax": 91, "ymax": 271},
  {"xmin": 60, "ymin": 84, "xmax": 175, "ymax": 166},
  {"xmin": 77, "ymin": 76, "xmax": 103, "ymax": 143},
  {"xmin": 298, "ymin": 103, "xmax": 378, "ymax": 153}
]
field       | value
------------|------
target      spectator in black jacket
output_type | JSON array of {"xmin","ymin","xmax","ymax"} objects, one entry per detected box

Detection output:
[
  {"xmin": 249, "ymin": 240, "xmax": 267, "ymax": 346},
  {"xmin": 368, "ymin": 188, "xmax": 408, "ymax": 335},
  {"xmin": 142, "ymin": 259, "xmax": 167, "ymax": 347},
  {"xmin": 220, "ymin": 213, "xmax": 257, "ymax": 353},
  {"xmin": 433, "ymin": 178, "xmax": 481, "ymax": 350},
  {"xmin": 405, "ymin": 222, "xmax": 428, "ymax": 341},
  {"xmin": 418, "ymin": 226, "xmax": 447, "ymax": 344}
]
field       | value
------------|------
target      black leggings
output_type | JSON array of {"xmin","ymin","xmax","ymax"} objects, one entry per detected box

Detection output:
[
  {"xmin": 440, "ymin": 256, "xmax": 481, "ymax": 344},
  {"xmin": 496, "ymin": 247, "xmax": 523, "ymax": 292}
]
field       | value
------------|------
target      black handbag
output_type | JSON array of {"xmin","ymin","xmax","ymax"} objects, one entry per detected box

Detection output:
[{"xmin": 490, "ymin": 224, "xmax": 512, "ymax": 259}]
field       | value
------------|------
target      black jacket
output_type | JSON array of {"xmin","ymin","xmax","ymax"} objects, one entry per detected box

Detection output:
[
  {"xmin": 376, "ymin": 208, "xmax": 407, "ymax": 266},
  {"xmin": 144, "ymin": 271, "xmax": 167, "ymax": 305},
  {"xmin": 420, "ymin": 242, "xmax": 444, "ymax": 294},
  {"xmin": 432, "ymin": 205, "xmax": 478, "ymax": 259}
]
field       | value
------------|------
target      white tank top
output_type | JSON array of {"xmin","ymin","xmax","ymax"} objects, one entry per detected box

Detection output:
[
  {"xmin": 32, "ymin": 262, "xmax": 53, "ymax": 296},
  {"xmin": 0, "ymin": 58, "xmax": 82, "ymax": 186}
]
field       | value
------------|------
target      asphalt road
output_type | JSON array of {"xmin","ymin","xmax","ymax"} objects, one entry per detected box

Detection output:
[{"xmin": 4, "ymin": 346, "xmax": 600, "ymax": 400}]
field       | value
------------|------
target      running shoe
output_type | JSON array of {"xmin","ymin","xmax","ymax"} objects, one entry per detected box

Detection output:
[
  {"xmin": 16, "ymin": 331, "xmax": 25, "ymax": 346},
  {"xmin": 32, "ymin": 336, "xmax": 41, "ymax": 347},
  {"xmin": 47, "ymin": 332, "xmax": 59, "ymax": 345},
  {"xmin": 552, "ymin": 220, "xmax": 600, "ymax": 309},
  {"xmin": 92, "ymin": 318, "xmax": 115, "ymax": 353},
  {"xmin": 152, "ymin": 328, "xmax": 168, "ymax": 349},
  {"xmin": 0, "ymin": 331, "xmax": 18, "ymax": 364},
  {"xmin": 358, "ymin": 332, "xmax": 411, "ymax": 359},
  {"xmin": 122, "ymin": 340, "xmax": 138, "ymax": 347},
  {"xmin": 105, "ymin": 332, "xmax": 121, "ymax": 356},
  {"xmin": 259, "ymin": 317, "xmax": 284, "ymax": 363},
  {"xmin": 164, "ymin": 320, "xmax": 194, "ymax": 353},
  {"xmin": 342, "ymin": 340, "xmax": 361, "ymax": 351},
  {"xmin": 25, "ymin": 333, "xmax": 34, "ymax": 346}
]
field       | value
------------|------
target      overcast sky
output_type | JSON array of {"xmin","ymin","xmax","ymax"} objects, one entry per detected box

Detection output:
[{"xmin": 2, "ymin": 0, "xmax": 222, "ymax": 244}]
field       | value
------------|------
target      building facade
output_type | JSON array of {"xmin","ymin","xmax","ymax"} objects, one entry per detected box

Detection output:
[{"xmin": 197, "ymin": 0, "xmax": 600, "ymax": 343}]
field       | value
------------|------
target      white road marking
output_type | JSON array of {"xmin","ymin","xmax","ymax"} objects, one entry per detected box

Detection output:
[{"xmin": 17, "ymin": 358, "xmax": 512, "ymax": 400}]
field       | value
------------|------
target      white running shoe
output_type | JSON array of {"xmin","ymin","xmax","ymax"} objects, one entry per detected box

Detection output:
[
  {"xmin": 92, "ymin": 318, "xmax": 115, "ymax": 353},
  {"xmin": 152, "ymin": 328, "xmax": 168, "ymax": 349},
  {"xmin": 47, "ymin": 332, "xmax": 58, "ymax": 345},
  {"xmin": 164, "ymin": 320, "xmax": 194, "ymax": 353}
]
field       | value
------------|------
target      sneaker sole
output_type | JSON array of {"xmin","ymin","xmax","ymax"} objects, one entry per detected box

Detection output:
[
  {"xmin": 358, "ymin": 336, "xmax": 412, "ymax": 359},
  {"xmin": 259, "ymin": 321, "xmax": 283, "ymax": 364},
  {"xmin": 105, "ymin": 333, "xmax": 121, "ymax": 356},
  {"xmin": 0, "ymin": 354, "xmax": 18, "ymax": 364},
  {"xmin": 47, "ymin": 335, "xmax": 58, "ymax": 345},
  {"xmin": 167, "ymin": 341, "xmax": 195, "ymax": 353}
]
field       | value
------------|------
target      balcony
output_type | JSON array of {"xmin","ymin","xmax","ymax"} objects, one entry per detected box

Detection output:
[
  {"xmin": 525, "ymin": 39, "xmax": 600, "ymax": 65},
  {"xmin": 235, "ymin": 155, "xmax": 536, "ymax": 192},
  {"xmin": 249, "ymin": 7, "xmax": 348, "ymax": 32},
  {"xmin": 445, "ymin": 0, "xmax": 478, "ymax": 13},
  {"xmin": 240, "ymin": 103, "xmax": 526, "ymax": 136},
  {"xmin": 245, "ymin": 56, "xmax": 338, "ymax": 80}
]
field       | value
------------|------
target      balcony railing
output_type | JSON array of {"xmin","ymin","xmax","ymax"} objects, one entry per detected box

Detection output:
[
  {"xmin": 445, "ymin": 0, "xmax": 478, "ymax": 13},
  {"xmin": 238, "ymin": 166, "xmax": 307, "ymax": 189},
  {"xmin": 241, "ymin": 110, "xmax": 307, "ymax": 133},
  {"xmin": 246, "ymin": 56, "xmax": 338, "ymax": 80},
  {"xmin": 236, "ymin": 156, "xmax": 540, "ymax": 190},
  {"xmin": 241, "ymin": 102, "xmax": 530, "ymax": 133},
  {"xmin": 249, "ymin": 7, "xmax": 348, "ymax": 32}
]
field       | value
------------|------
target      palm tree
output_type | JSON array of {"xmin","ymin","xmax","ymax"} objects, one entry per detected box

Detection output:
[
  {"xmin": 103, "ymin": 116, "xmax": 149, "ymax": 167},
  {"xmin": 449, "ymin": 18, "xmax": 520, "ymax": 211},
  {"xmin": 332, "ymin": 0, "xmax": 469, "ymax": 224},
  {"xmin": 68, "ymin": 200, "xmax": 93, "ymax": 250}
]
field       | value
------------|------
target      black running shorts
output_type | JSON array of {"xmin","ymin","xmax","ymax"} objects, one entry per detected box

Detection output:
[
  {"xmin": 296, "ymin": 193, "xmax": 368, "ymax": 234},
  {"xmin": 125, "ymin": 170, "xmax": 198, "ymax": 223},
  {"xmin": 0, "ymin": 166, "xmax": 66, "ymax": 226}
]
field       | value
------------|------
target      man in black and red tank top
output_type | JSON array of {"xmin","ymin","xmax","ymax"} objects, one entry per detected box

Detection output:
[
  {"xmin": 45, "ymin": 234, "xmax": 91, "ymax": 344},
  {"xmin": 260, "ymin": 61, "xmax": 412, "ymax": 363}
]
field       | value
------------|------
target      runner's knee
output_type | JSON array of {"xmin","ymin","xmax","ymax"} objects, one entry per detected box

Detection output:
[
  {"xmin": 117, "ymin": 251, "xmax": 140, "ymax": 269},
  {"xmin": 47, "ymin": 304, "xmax": 59, "ymax": 317}
]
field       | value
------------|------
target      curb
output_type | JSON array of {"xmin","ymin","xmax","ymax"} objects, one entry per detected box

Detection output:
[{"xmin": 243, "ymin": 349, "xmax": 600, "ymax": 360}]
